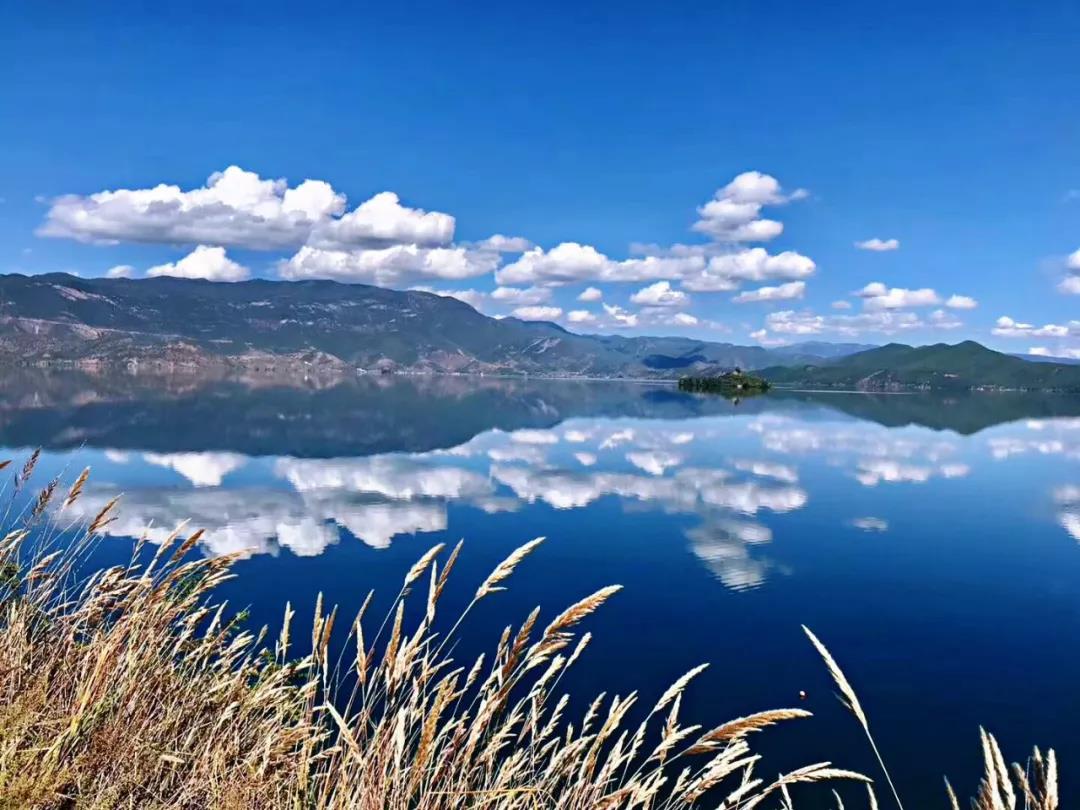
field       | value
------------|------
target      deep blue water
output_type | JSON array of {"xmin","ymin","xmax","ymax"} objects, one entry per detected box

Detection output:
[{"xmin": 3, "ymin": 374, "xmax": 1080, "ymax": 807}]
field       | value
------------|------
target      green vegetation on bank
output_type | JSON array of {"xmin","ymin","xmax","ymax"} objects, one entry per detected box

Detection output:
[
  {"xmin": 760, "ymin": 340, "xmax": 1080, "ymax": 392},
  {"xmin": 678, "ymin": 370, "xmax": 771, "ymax": 394},
  {"xmin": 0, "ymin": 459, "xmax": 1060, "ymax": 809}
]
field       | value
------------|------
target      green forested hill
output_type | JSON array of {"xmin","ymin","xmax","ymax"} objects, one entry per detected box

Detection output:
[{"xmin": 760, "ymin": 341, "xmax": 1080, "ymax": 391}]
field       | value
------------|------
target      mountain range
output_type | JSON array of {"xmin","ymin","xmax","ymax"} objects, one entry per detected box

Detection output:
[
  {"xmin": 761, "ymin": 341, "xmax": 1080, "ymax": 392},
  {"xmin": 0, "ymin": 273, "xmax": 868, "ymax": 377},
  {"xmin": 2, "ymin": 273, "xmax": 1077, "ymax": 390}
]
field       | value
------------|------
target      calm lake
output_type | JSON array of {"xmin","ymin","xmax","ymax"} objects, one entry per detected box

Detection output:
[{"xmin": 4, "ymin": 372, "xmax": 1080, "ymax": 806}]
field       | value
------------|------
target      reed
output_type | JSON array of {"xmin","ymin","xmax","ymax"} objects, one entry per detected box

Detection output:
[{"xmin": 0, "ymin": 458, "xmax": 1060, "ymax": 809}]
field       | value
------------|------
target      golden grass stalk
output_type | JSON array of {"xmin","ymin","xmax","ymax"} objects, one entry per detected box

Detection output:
[{"xmin": 803, "ymin": 624, "xmax": 905, "ymax": 810}]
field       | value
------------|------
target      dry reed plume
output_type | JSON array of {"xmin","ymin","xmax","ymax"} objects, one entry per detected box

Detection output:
[{"xmin": 0, "ymin": 457, "xmax": 1062, "ymax": 809}]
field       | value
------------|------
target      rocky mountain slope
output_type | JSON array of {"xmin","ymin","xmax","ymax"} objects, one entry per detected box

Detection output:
[{"xmin": 0, "ymin": 273, "xmax": 857, "ymax": 377}]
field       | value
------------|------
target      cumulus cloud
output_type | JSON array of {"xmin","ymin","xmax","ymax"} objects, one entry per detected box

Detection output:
[
  {"xmin": 732, "ymin": 459, "xmax": 798, "ymax": 483},
  {"xmin": 630, "ymin": 280, "xmax": 690, "ymax": 308},
  {"xmin": 1060, "ymin": 249, "xmax": 1080, "ymax": 294},
  {"xmin": 927, "ymin": 309, "xmax": 963, "ymax": 330},
  {"xmin": 850, "ymin": 516, "xmax": 889, "ymax": 531},
  {"xmin": 512, "ymin": 305, "xmax": 563, "ymax": 321},
  {"xmin": 749, "ymin": 328, "xmax": 788, "ymax": 347},
  {"xmin": 601, "ymin": 303, "xmax": 638, "ymax": 328},
  {"xmin": 279, "ymin": 244, "xmax": 497, "ymax": 286},
  {"xmin": 855, "ymin": 238, "xmax": 899, "ymax": 251},
  {"xmin": 490, "ymin": 286, "xmax": 552, "ymax": 306},
  {"xmin": 626, "ymin": 450, "xmax": 683, "ymax": 476},
  {"xmin": 855, "ymin": 282, "xmax": 942, "ymax": 310},
  {"xmin": 470, "ymin": 234, "xmax": 533, "ymax": 253},
  {"xmin": 691, "ymin": 172, "xmax": 807, "ymax": 242},
  {"xmin": 992, "ymin": 316, "xmax": 1078, "ymax": 339},
  {"xmin": 143, "ymin": 452, "xmax": 248, "ymax": 487},
  {"xmin": 681, "ymin": 249, "xmax": 816, "ymax": 292},
  {"xmin": 146, "ymin": 245, "xmax": 249, "ymax": 281},
  {"xmin": 495, "ymin": 242, "xmax": 701, "ymax": 287},
  {"xmin": 945, "ymin": 294, "xmax": 978, "ymax": 309},
  {"xmin": 46, "ymin": 164, "xmax": 823, "ymax": 314},
  {"xmin": 1029, "ymin": 346, "xmax": 1080, "ymax": 360},
  {"xmin": 308, "ymin": 191, "xmax": 454, "ymax": 250},
  {"xmin": 578, "ymin": 286, "xmax": 603, "ymax": 302},
  {"xmin": 855, "ymin": 458, "xmax": 968, "ymax": 486},
  {"xmin": 756, "ymin": 305, "xmax": 966, "ymax": 340},
  {"xmin": 732, "ymin": 280, "xmax": 805, "ymax": 304},
  {"xmin": 567, "ymin": 310, "xmax": 597, "ymax": 325},
  {"xmin": 41, "ymin": 165, "xmax": 347, "ymax": 249},
  {"xmin": 105, "ymin": 264, "xmax": 135, "ymax": 279}
]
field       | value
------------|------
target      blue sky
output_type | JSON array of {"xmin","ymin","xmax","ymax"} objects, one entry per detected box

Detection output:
[{"xmin": 2, "ymin": 0, "xmax": 1079, "ymax": 355}]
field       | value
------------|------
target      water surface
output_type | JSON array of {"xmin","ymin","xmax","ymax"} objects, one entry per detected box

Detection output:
[{"xmin": 3, "ymin": 372, "xmax": 1080, "ymax": 806}]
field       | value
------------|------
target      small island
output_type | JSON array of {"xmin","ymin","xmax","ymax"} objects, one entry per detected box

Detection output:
[{"xmin": 677, "ymin": 369, "xmax": 771, "ymax": 395}]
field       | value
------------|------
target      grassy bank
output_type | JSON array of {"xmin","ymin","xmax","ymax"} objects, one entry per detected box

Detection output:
[{"xmin": 0, "ymin": 458, "xmax": 1059, "ymax": 809}]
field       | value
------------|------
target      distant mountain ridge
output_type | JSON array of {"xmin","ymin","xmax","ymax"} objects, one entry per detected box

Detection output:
[
  {"xmin": 0, "ymin": 272, "xmax": 866, "ymax": 378},
  {"xmin": 761, "ymin": 341, "xmax": 1080, "ymax": 391}
]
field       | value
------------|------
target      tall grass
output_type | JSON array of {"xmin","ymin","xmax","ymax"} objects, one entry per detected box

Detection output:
[{"xmin": 0, "ymin": 458, "xmax": 1061, "ymax": 808}]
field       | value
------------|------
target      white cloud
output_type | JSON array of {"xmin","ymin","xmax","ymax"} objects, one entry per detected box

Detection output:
[
  {"xmin": 691, "ymin": 172, "xmax": 806, "ymax": 242},
  {"xmin": 309, "ymin": 191, "xmax": 454, "ymax": 250},
  {"xmin": 105, "ymin": 264, "xmax": 135, "ymax": 279},
  {"xmin": 831, "ymin": 300, "xmax": 853, "ymax": 310},
  {"xmin": 945, "ymin": 294, "xmax": 978, "ymax": 310},
  {"xmin": 1057, "ymin": 250, "xmax": 1080, "ymax": 294},
  {"xmin": 146, "ymin": 245, "xmax": 249, "ymax": 282},
  {"xmin": 512, "ymin": 305, "xmax": 563, "ymax": 321},
  {"xmin": 761, "ymin": 306, "xmax": 966, "ymax": 339},
  {"xmin": 279, "ymin": 244, "xmax": 497, "ymax": 286},
  {"xmin": 850, "ymin": 517, "xmax": 889, "ymax": 531},
  {"xmin": 490, "ymin": 286, "xmax": 552, "ymax": 306},
  {"xmin": 1029, "ymin": 346, "xmax": 1080, "ymax": 360},
  {"xmin": 143, "ymin": 452, "xmax": 247, "ymax": 487},
  {"xmin": 855, "ymin": 282, "xmax": 942, "ymax": 310},
  {"xmin": 495, "ymin": 242, "xmax": 701, "ymax": 286},
  {"xmin": 630, "ymin": 280, "xmax": 690, "ymax": 308},
  {"xmin": 749, "ymin": 328, "xmax": 788, "ymax": 347},
  {"xmin": 41, "ymin": 165, "xmax": 346, "ymax": 250},
  {"xmin": 578, "ymin": 286, "xmax": 603, "ymax": 302},
  {"xmin": 854, "ymin": 238, "xmax": 899, "ymax": 252},
  {"xmin": 626, "ymin": 450, "xmax": 683, "ymax": 476},
  {"xmin": 992, "ymin": 316, "xmax": 1078, "ymax": 339},
  {"xmin": 732, "ymin": 459, "xmax": 798, "ymax": 483},
  {"xmin": 681, "ymin": 249, "xmax": 815, "ymax": 292},
  {"xmin": 927, "ymin": 309, "xmax": 963, "ymax": 330},
  {"xmin": 732, "ymin": 280, "xmax": 805, "ymax": 304},
  {"xmin": 472, "ymin": 234, "xmax": 533, "ymax": 253},
  {"xmin": 601, "ymin": 303, "xmax": 638, "ymax": 328},
  {"xmin": 855, "ymin": 458, "xmax": 968, "ymax": 486},
  {"xmin": 567, "ymin": 310, "xmax": 597, "ymax": 325},
  {"xmin": 510, "ymin": 429, "xmax": 559, "ymax": 445},
  {"xmin": 634, "ymin": 308, "xmax": 707, "ymax": 329}
]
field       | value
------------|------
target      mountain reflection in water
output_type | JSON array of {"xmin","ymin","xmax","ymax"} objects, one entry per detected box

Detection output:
[
  {"xmin": 0, "ymin": 371, "xmax": 1076, "ymax": 591},
  {"xmin": 3, "ymin": 371, "xmax": 1080, "ymax": 804}
]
